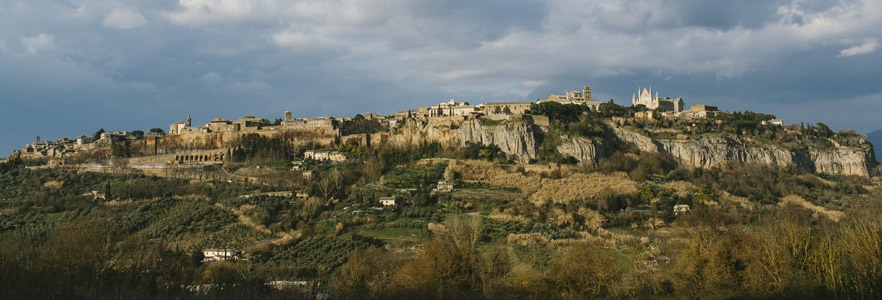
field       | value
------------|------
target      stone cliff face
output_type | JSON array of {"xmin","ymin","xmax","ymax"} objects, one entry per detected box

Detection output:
[
  {"xmin": 810, "ymin": 148, "xmax": 875, "ymax": 177},
  {"xmin": 611, "ymin": 126, "xmax": 875, "ymax": 177},
  {"xmin": 556, "ymin": 137, "xmax": 608, "ymax": 165},
  {"xmin": 389, "ymin": 117, "xmax": 538, "ymax": 162},
  {"xmin": 388, "ymin": 117, "xmax": 875, "ymax": 177}
]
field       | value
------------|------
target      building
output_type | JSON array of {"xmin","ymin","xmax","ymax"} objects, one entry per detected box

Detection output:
[
  {"xmin": 21, "ymin": 136, "xmax": 92, "ymax": 159},
  {"xmin": 207, "ymin": 118, "xmax": 239, "ymax": 132},
  {"xmin": 379, "ymin": 196, "xmax": 397, "ymax": 207},
  {"xmin": 100, "ymin": 131, "xmax": 130, "ymax": 142},
  {"xmin": 632, "ymin": 87, "xmax": 685, "ymax": 113},
  {"xmin": 314, "ymin": 151, "xmax": 330, "ymax": 161},
  {"xmin": 169, "ymin": 114, "xmax": 192, "ymax": 135},
  {"xmin": 480, "ymin": 102, "xmax": 533, "ymax": 115},
  {"xmin": 543, "ymin": 86, "xmax": 592, "ymax": 104},
  {"xmin": 674, "ymin": 204, "xmax": 691, "ymax": 215},
  {"xmin": 537, "ymin": 85, "xmax": 605, "ymax": 110},
  {"xmin": 305, "ymin": 150, "xmax": 346, "ymax": 162},
  {"xmin": 435, "ymin": 180, "xmax": 455, "ymax": 192},
  {"xmin": 203, "ymin": 248, "xmax": 240, "ymax": 261},
  {"xmin": 82, "ymin": 190, "xmax": 106, "ymax": 200},
  {"xmin": 682, "ymin": 104, "xmax": 718, "ymax": 119},
  {"xmin": 427, "ymin": 99, "xmax": 478, "ymax": 117},
  {"xmin": 282, "ymin": 116, "xmax": 340, "ymax": 136},
  {"xmin": 634, "ymin": 111, "xmax": 656, "ymax": 121},
  {"xmin": 328, "ymin": 152, "xmax": 346, "ymax": 162},
  {"xmin": 762, "ymin": 119, "xmax": 784, "ymax": 126}
]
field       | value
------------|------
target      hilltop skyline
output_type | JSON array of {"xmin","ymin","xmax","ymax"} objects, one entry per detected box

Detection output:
[{"xmin": 2, "ymin": 0, "xmax": 882, "ymax": 156}]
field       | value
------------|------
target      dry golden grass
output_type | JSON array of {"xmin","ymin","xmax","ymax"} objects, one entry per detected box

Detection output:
[
  {"xmin": 781, "ymin": 195, "xmax": 845, "ymax": 222},
  {"xmin": 548, "ymin": 208, "xmax": 575, "ymax": 227},
  {"xmin": 450, "ymin": 160, "xmax": 636, "ymax": 206},
  {"xmin": 487, "ymin": 211, "xmax": 530, "ymax": 223},
  {"xmin": 659, "ymin": 181, "xmax": 697, "ymax": 198},
  {"xmin": 427, "ymin": 222, "xmax": 447, "ymax": 235},
  {"xmin": 719, "ymin": 191, "xmax": 754, "ymax": 209},
  {"xmin": 507, "ymin": 233, "xmax": 550, "ymax": 247},
  {"xmin": 578, "ymin": 207, "xmax": 606, "ymax": 231},
  {"xmin": 102, "ymin": 199, "xmax": 134, "ymax": 206},
  {"xmin": 42, "ymin": 180, "xmax": 64, "ymax": 189}
]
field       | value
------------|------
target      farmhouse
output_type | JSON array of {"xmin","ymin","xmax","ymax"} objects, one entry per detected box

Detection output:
[
  {"xmin": 379, "ymin": 196, "xmax": 397, "ymax": 207},
  {"xmin": 203, "ymin": 248, "xmax": 240, "ymax": 262}
]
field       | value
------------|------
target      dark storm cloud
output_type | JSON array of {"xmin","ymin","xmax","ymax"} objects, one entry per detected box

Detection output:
[{"xmin": 1, "ymin": 0, "xmax": 881, "ymax": 156}]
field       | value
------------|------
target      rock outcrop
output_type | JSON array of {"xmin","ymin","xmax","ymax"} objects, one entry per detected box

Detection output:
[
  {"xmin": 389, "ymin": 117, "xmax": 538, "ymax": 162},
  {"xmin": 556, "ymin": 137, "xmax": 608, "ymax": 165},
  {"xmin": 611, "ymin": 126, "xmax": 875, "ymax": 177},
  {"xmin": 388, "ymin": 117, "xmax": 875, "ymax": 177}
]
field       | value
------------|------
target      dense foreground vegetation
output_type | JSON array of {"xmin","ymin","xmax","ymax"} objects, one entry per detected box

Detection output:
[{"xmin": 2, "ymin": 154, "xmax": 881, "ymax": 299}]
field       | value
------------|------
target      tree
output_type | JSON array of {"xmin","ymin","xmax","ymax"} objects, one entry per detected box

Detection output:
[
  {"xmin": 529, "ymin": 102, "xmax": 588, "ymax": 122},
  {"xmin": 318, "ymin": 169, "xmax": 344, "ymax": 199},
  {"xmin": 443, "ymin": 215, "xmax": 483, "ymax": 254},
  {"xmin": 632, "ymin": 104, "xmax": 648, "ymax": 112},
  {"xmin": 93, "ymin": 128, "xmax": 105, "ymax": 141},
  {"xmin": 149, "ymin": 128, "xmax": 165, "ymax": 135},
  {"xmin": 816, "ymin": 122, "xmax": 834, "ymax": 138},
  {"xmin": 130, "ymin": 130, "xmax": 144, "ymax": 139},
  {"xmin": 502, "ymin": 106, "xmax": 512, "ymax": 115},
  {"xmin": 493, "ymin": 106, "xmax": 502, "ymax": 114},
  {"xmin": 599, "ymin": 100, "xmax": 625, "ymax": 117}
]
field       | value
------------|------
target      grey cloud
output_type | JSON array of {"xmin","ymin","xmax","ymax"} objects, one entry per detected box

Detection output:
[{"xmin": 2, "ymin": 0, "xmax": 882, "ymax": 155}]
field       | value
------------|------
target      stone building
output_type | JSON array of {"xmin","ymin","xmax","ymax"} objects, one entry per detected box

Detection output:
[
  {"xmin": 379, "ymin": 196, "xmax": 397, "ymax": 207},
  {"xmin": 282, "ymin": 116, "xmax": 340, "ymax": 137},
  {"xmin": 480, "ymin": 102, "xmax": 534, "ymax": 115},
  {"xmin": 418, "ymin": 99, "xmax": 478, "ymax": 117},
  {"xmin": 682, "ymin": 104, "xmax": 718, "ymax": 119},
  {"xmin": 435, "ymin": 180, "xmax": 455, "ymax": 192},
  {"xmin": 631, "ymin": 87, "xmax": 684, "ymax": 113},
  {"xmin": 202, "ymin": 249, "xmax": 240, "ymax": 262},
  {"xmin": 538, "ymin": 85, "xmax": 605, "ymax": 110}
]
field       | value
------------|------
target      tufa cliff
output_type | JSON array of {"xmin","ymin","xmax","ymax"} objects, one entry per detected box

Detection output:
[
  {"xmin": 388, "ymin": 116, "xmax": 876, "ymax": 177},
  {"xmin": 389, "ymin": 117, "xmax": 538, "ymax": 162},
  {"xmin": 609, "ymin": 126, "xmax": 876, "ymax": 177}
]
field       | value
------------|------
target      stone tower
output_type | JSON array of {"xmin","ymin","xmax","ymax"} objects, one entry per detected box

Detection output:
[
  {"xmin": 285, "ymin": 111, "xmax": 292, "ymax": 121},
  {"xmin": 582, "ymin": 86, "xmax": 591, "ymax": 102}
]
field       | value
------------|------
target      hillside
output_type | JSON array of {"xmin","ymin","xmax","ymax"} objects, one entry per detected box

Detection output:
[
  {"xmin": 388, "ymin": 107, "xmax": 876, "ymax": 177},
  {"xmin": 3, "ymin": 102, "xmax": 882, "ymax": 299},
  {"xmin": 3, "ymin": 133, "xmax": 882, "ymax": 298}
]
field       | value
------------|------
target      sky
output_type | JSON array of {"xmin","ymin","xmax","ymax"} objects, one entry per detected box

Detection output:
[{"xmin": 2, "ymin": 0, "xmax": 881, "ymax": 156}]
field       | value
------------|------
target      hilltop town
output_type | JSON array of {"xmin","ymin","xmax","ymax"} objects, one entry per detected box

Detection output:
[
  {"xmin": 15, "ymin": 85, "xmax": 787, "ymax": 163},
  {"xmin": 12, "ymin": 83, "xmax": 875, "ymax": 181},
  {"xmin": 2, "ymin": 84, "xmax": 882, "ymax": 299}
]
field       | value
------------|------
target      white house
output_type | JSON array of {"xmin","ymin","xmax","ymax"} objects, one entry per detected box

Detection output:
[
  {"xmin": 379, "ymin": 196, "xmax": 397, "ymax": 207},
  {"xmin": 203, "ymin": 248, "xmax": 240, "ymax": 261},
  {"xmin": 673, "ymin": 204, "xmax": 691, "ymax": 215},
  {"xmin": 435, "ymin": 180, "xmax": 455, "ymax": 192}
]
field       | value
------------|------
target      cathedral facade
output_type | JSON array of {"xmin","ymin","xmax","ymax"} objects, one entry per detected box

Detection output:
[{"xmin": 632, "ymin": 87, "xmax": 684, "ymax": 112}]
